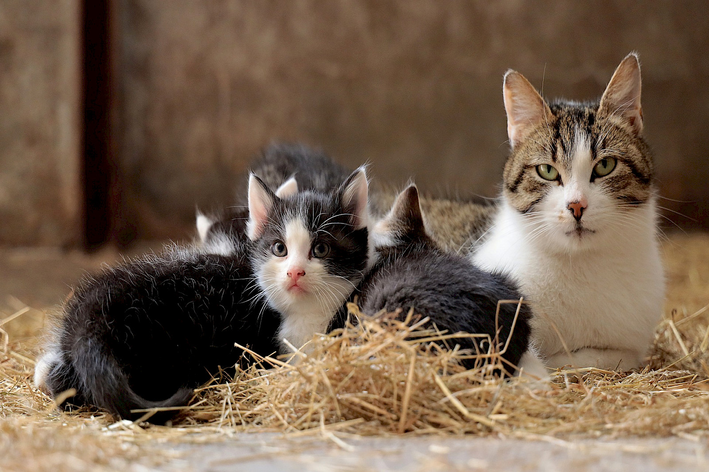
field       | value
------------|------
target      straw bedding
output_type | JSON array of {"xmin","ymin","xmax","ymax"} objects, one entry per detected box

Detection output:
[{"xmin": 1, "ymin": 233, "xmax": 708, "ymax": 469}]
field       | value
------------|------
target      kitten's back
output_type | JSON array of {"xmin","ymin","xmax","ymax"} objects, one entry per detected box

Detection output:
[{"xmin": 246, "ymin": 142, "xmax": 353, "ymax": 195}]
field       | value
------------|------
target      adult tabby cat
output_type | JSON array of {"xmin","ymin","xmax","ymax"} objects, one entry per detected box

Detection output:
[{"xmin": 472, "ymin": 53, "xmax": 664, "ymax": 371}]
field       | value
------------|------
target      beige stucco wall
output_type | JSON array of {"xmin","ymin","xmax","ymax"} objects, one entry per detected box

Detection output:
[
  {"xmin": 0, "ymin": 0, "xmax": 81, "ymax": 246},
  {"xmin": 117, "ymin": 1, "xmax": 709, "ymax": 239},
  {"xmin": 2, "ymin": 1, "xmax": 707, "ymax": 245}
]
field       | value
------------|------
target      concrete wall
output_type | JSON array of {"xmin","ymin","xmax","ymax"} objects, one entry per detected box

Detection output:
[
  {"xmin": 2, "ymin": 1, "xmax": 707, "ymax": 246},
  {"xmin": 117, "ymin": 0, "xmax": 709, "ymax": 239},
  {"xmin": 0, "ymin": 1, "xmax": 81, "ymax": 246}
]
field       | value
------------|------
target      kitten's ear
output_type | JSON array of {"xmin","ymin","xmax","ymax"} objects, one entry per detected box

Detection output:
[
  {"xmin": 275, "ymin": 176, "xmax": 298, "ymax": 198},
  {"xmin": 373, "ymin": 185, "xmax": 428, "ymax": 246},
  {"xmin": 195, "ymin": 211, "xmax": 214, "ymax": 243},
  {"xmin": 247, "ymin": 173, "xmax": 277, "ymax": 241},
  {"xmin": 339, "ymin": 166, "xmax": 369, "ymax": 230},
  {"xmin": 503, "ymin": 70, "xmax": 552, "ymax": 148},
  {"xmin": 389, "ymin": 184, "xmax": 426, "ymax": 236},
  {"xmin": 598, "ymin": 52, "xmax": 643, "ymax": 134}
]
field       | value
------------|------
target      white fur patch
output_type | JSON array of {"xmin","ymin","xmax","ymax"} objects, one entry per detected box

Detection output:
[
  {"xmin": 196, "ymin": 214, "xmax": 213, "ymax": 243},
  {"xmin": 516, "ymin": 349, "xmax": 551, "ymax": 383},
  {"xmin": 473, "ymin": 195, "xmax": 664, "ymax": 371},
  {"xmin": 200, "ymin": 232, "xmax": 238, "ymax": 256},
  {"xmin": 257, "ymin": 219, "xmax": 353, "ymax": 352},
  {"xmin": 34, "ymin": 346, "xmax": 62, "ymax": 392}
]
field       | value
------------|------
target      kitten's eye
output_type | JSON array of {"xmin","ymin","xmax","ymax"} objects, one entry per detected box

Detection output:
[
  {"xmin": 271, "ymin": 241, "xmax": 288, "ymax": 257},
  {"xmin": 592, "ymin": 158, "xmax": 617, "ymax": 178},
  {"xmin": 311, "ymin": 242, "xmax": 330, "ymax": 258},
  {"xmin": 536, "ymin": 164, "xmax": 559, "ymax": 181}
]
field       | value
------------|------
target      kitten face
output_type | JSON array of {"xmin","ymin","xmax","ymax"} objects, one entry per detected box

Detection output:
[
  {"xmin": 248, "ymin": 171, "xmax": 369, "ymax": 327},
  {"xmin": 501, "ymin": 53, "xmax": 655, "ymax": 253}
]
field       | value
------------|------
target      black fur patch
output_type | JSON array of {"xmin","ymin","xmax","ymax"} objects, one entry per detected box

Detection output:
[
  {"xmin": 44, "ymin": 247, "xmax": 281, "ymax": 422},
  {"xmin": 250, "ymin": 189, "xmax": 369, "ymax": 283},
  {"xmin": 332, "ymin": 206, "xmax": 532, "ymax": 374}
]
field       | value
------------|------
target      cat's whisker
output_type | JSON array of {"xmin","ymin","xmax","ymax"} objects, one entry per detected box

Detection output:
[
  {"xmin": 656, "ymin": 195, "xmax": 696, "ymax": 204},
  {"xmin": 655, "ymin": 205, "xmax": 697, "ymax": 222}
]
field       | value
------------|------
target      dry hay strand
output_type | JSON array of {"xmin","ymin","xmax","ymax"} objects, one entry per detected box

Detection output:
[
  {"xmin": 185, "ymin": 304, "xmax": 709, "ymax": 441},
  {"xmin": 2, "ymin": 286, "xmax": 709, "ymax": 461}
]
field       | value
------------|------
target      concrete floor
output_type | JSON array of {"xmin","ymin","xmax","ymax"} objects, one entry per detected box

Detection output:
[{"xmin": 159, "ymin": 435, "xmax": 708, "ymax": 472}]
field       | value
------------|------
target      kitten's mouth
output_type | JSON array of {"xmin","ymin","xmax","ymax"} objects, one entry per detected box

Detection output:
[{"xmin": 287, "ymin": 283, "xmax": 308, "ymax": 294}]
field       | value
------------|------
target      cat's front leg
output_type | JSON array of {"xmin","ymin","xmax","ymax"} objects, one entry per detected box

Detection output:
[{"xmin": 546, "ymin": 348, "xmax": 644, "ymax": 372}]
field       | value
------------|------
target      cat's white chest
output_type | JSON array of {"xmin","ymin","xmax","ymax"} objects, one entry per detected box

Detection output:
[
  {"xmin": 472, "ymin": 202, "xmax": 665, "ymax": 369},
  {"xmin": 278, "ymin": 301, "xmax": 333, "ymax": 353}
]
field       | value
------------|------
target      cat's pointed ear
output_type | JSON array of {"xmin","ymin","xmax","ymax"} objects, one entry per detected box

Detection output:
[
  {"xmin": 503, "ymin": 70, "xmax": 552, "ymax": 148},
  {"xmin": 247, "ymin": 173, "xmax": 277, "ymax": 241},
  {"xmin": 389, "ymin": 184, "xmax": 426, "ymax": 235},
  {"xmin": 275, "ymin": 176, "xmax": 298, "ymax": 198},
  {"xmin": 339, "ymin": 166, "xmax": 369, "ymax": 230},
  {"xmin": 598, "ymin": 52, "xmax": 643, "ymax": 134},
  {"xmin": 195, "ymin": 210, "xmax": 214, "ymax": 243},
  {"xmin": 373, "ymin": 184, "xmax": 428, "ymax": 246}
]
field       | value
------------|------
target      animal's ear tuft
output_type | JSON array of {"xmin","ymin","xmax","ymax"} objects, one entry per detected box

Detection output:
[{"xmin": 195, "ymin": 211, "xmax": 214, "ymax": 242}]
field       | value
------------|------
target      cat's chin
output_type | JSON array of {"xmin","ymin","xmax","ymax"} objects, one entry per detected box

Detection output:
[{"xmin": 545, "ymin": 225, "xmax": 603, "ymax": 253}]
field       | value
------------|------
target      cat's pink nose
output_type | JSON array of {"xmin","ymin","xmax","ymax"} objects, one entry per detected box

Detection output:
[
  {"xmin": 567, "ymin": 201, "xmax": 587, "ymax": 221},
  {"xmin": 287, "ymin": 268, "xmax": 306, "ymax": 283}
]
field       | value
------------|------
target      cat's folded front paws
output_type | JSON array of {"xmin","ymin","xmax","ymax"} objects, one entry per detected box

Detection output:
[
  {"xmin": 546, "ymin": 347, "xmax": 644, "ymax": 372},
  {"xmin": 515, "ymin": 350, "xmax": 552, "ymax": 389}
]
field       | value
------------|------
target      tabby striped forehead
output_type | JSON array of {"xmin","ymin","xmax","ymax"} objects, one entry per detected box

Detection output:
[{"xmin": 502, "ymin": 99, "xmax": 655, "ymax": 213}]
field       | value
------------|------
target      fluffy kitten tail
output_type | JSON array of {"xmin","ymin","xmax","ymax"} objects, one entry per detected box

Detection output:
[{"xmin": 40, "ymin": 346, "xmax": 193, "ymax": 423}]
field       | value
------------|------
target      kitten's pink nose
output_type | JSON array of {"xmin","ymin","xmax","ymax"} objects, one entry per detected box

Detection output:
[
  {"xmin": 567, "ymin": 200, "xmax": 587, "ymax": 221},
  {"xmin": 287, "ymin": 268, "xmax": 306, "ymax": 283}
]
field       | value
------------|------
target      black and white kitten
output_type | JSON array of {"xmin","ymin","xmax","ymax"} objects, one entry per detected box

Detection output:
[
  {"xmin": 334, "ymin": 185, "xmax": 547, "ymax": 377},
  {"xmin": 199, "ymin": 160, "xmax": 373, "ymax": 352},
  {"xmin": 196, "ymin": 143, "xmax": 354, "ymax": 252},
  {"xmin": 34, "ymin": 169, "xmax": 372, "ymax": 419},
  {"xmin": 247, "ymin": 168, "xmax": 371, "ymax": 351},
  {"xmin": 33, "ymin": 244, "xmax": 281, "ymax": 421}
]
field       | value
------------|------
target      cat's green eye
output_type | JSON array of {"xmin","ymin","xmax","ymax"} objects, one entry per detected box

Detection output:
[
  {"xmin": 593, "ymin": 158, "xmax": 617, "ymax": 178},
  {"xmin": 536, "ymin": 164, "xmax": 559, "ymax": 181},
  {"xmin": 312, "ymin": 242, "xmax": 330, "ymax": 258},
  {"xmin": 271, "ymin": 241, "xmax": 288, "ymax": 257}
]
